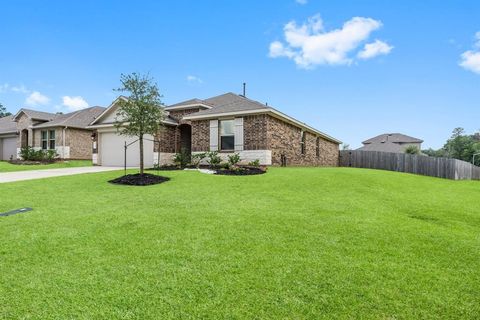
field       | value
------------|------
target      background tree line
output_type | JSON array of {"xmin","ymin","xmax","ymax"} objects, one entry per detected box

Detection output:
[{"xmin": 423, "ymin": 127, "xmax": 480, "ymax": 165}]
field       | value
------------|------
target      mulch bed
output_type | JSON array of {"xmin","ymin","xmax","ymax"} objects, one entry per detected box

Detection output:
[
  {"xmin": 215, "ymin": 167, "xmax": 266, "ymax": 176},
  {"xmin": 109, "ymin": 173, "xmax": 170, "ymax": 186},
  {"xmin": 8, "ymin": 160, "xmax": 55, "ymax": 165}
]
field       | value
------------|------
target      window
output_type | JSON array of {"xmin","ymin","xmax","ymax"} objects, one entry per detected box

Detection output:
[
  {"xmin": 41, "ymin": 130, "xmax": 56, "ymax": 150},
  {"xmin": 49, "ymin": 130, "xmax": 56, "ymax": 150},
  {"xmin": 41, "ymin": 131, "xmax": 48, "ymax": 150},
  {"xmin": 219, "ymin": 119, "xmax": 235, "ymax": 150},
  {"xmin": 316, "ymin": 137, "xmax": 320, "ymax": 158},
  {"xmin": 300, "ymin": 131, "xmax": 306, "ymax": 155}
]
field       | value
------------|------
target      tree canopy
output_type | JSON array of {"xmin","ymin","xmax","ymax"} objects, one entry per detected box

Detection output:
[
  {"xmin": 0, "ymin": 103, "xmax": 12, "ymax": 117},
  {"xmin": 114, "ymin": 73, "xmax": 165, "ymax": 174}
]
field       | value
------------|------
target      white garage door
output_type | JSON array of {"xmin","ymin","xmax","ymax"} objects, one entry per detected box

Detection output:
[
  {"xmin": 1, "ymin": 137, "xmax": 17, "ymax": 161},
  {"xmin": 100, "ymin": 132, "xmax": 154, "ymax": 167}
]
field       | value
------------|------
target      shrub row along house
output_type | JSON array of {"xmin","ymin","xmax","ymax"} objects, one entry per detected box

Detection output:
[
  {"xmin": 0, "ymin": 92, "xmax": 341, "ymax": 166},
  {"xmin": 88, "ymin": 92, "xmax": 341, "ymax": 167},
  {"xmin": 0, "ymin": 107, "xmax": 105, "ymax": 161}
]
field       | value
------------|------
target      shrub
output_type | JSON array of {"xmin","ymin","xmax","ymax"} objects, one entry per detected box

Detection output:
[
  {"xmin": 19, "ymin": 146, "xmax": 57, "ymax": 162},
  {"xmin": 191, "ymin": 152, "xmax": 207, "ymax": 168},
  {"xmin": 173, "ymin": 148, "xmax": 191, "ymax": 168},
  {"xmin": 405, "ymin": 145, "xmax": 420, "ymax": 155},
  {"xmin": 227, "ymin": 153, "xmax": 241, "ymax": 167},
  {"xmin": 248, "ymin": 159, "xmax": 261, "ymax": 167},
  {"xmin": 206, "ymin": 151, "xmax": 222, "ymax": 168}
]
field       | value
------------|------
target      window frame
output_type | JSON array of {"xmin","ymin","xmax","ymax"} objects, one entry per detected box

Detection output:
[
  {"xmin": 49, "ymin": 130, "xmax": 56, "ymax": 150},
  {"xmin": 316, "ymin": 137, "xmax": 320, "ymax": 158},
  {"xmin": 219, "ymin": 119, "xmax": 235, "ymax": 151},
  {"xmin": 41, "ymin": 130, "xmax": 48, "ymax": 150}
]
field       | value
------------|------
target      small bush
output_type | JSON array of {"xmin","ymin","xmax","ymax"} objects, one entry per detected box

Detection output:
[
  {"xmin": 248, "ymin": 159, "xmax": 261, "ymax": 167},
  {"xmin": 173, "ymin": 148, "xmax": 191, "ymax": 168},
  {"xmin": 206, "ymin": 151, "xmax": 222, "ymax": 168},
  {"xmin": 191, "ymin": 152, "xmax": 207, "ymax": 168},
  {"xmin": 405, "ymin": 145, "xmax": 420, "ymax": 155},
  {"xmin": 227, "ymin": 153, "xmax": 241, "ymax": 167}
]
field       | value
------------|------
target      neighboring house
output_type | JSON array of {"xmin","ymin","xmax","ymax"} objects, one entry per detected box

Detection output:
[
  {"xmin": 357, "ymin": 133, "xmax": 423, "ymax": 153},
  {"xmin": 0, "ymin": 115, "xmax": 17, "ymax": 161},
  {"xmin": 89, "ymin": 92, "xmax": 341, "ymax": 167},
  {"xmin": 0, "ymin": 107, "xmax": 105, "ymax": 160}
]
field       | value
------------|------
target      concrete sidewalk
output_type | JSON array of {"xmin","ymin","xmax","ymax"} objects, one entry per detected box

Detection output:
[{"xmin": 0, "ymin": 166, "xmax": 121, "ymax": 183}]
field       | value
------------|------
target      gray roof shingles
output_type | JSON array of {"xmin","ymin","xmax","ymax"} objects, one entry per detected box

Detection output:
[
  {"xmin": 0, "ymin": 115, "xmax": 17, "ymax": 135},
  {"xmin": 191, "ymin": 92, "xmax": 269, "ymax": 116},
  {"xmin": 34, "ymin": 106, "xmax": 106, "ymax": 129},
  {"xmin": 15, "ymin": 108, "xmax": 56, "ymax": 121},
  {"xmin": 362, "ymin": 133, "xmax": 423, "ymax": 144}
]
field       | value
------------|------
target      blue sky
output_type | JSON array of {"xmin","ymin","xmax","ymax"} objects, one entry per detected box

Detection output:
[{"xmin": 1, "ymin": 0, "xmax": 479, "ymax": 149}]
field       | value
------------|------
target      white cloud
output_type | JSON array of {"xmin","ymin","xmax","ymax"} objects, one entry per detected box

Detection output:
[
  {"xmin": 268, "ymin": 14, "xmax": 391, "ymax": 68},
  {"xmin": 0, "ymin": 83, "xmax": 29, "ymax": 94},
  {"xmin": 296, "ymin": 0, "xmax": 308, "ymax": 4},
  {"xmin": 459, "ymin": 31, "xmax": 480, "ymax": 74},
  {"xmin": 62, "ymin": 96, "xmax": 89, "ymax": 111},
  {"xmin": 186, "ymin": 75, "xmax": 203, "ymax": 84},
  {"xmin": 25, "ymin": 91, "xmax": 50, "ymax": 106},
  {"xmin": 357, "ymin": 39, "xmax": 393, "ymax": 59}
]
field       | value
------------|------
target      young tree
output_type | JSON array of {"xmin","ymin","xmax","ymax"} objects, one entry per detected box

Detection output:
[
  {"xmin": 0, "ymin": 103, "xmax": 12, "ymax": 117},
  {"xmin": 114, "ymin": 73, "xmax": 165, "ymax": 174}
]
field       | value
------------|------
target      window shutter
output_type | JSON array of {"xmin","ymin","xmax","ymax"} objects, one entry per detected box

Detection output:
[
  {"xmin": 209, "ymin": 120, "xmax": 219, "ymax": 151},
  {"xmin": 234, "ymin": 117, "xmax": 244, "ymax": 151}
]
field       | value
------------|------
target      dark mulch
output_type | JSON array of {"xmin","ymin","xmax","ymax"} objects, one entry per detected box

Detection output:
[
  {"xmin": 215, "ymin": 166, "xmax": 266, "ymax": 176},
  {"xmin": 148, "ymin": 165, "xmax": 182, "ymax": 171},
  {"xmin": 8, "ymin": 160, "xmax": 55, "ymax": 165},
  {"xmin": 109, "ymin": 173, "xmax": 170, "ymax": 186}
]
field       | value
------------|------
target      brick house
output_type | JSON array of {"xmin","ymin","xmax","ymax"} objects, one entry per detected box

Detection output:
[
  {"xmin": 0, "ymin": 107, "xmax": 105, "ymax": 160},
  {"xmin": 357, "ymin": 133, "xmax": 423, "ymax": 153},
  {"xmin": 89, "ymin": 93, "xmax": 341, "ymax": 167}
]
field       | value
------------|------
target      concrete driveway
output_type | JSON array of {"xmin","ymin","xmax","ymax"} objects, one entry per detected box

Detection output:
[{"xmin": 0, "ymin": 166, "xmax": 121, "ymax": 183}]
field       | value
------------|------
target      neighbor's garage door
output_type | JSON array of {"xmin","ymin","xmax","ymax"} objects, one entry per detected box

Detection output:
[
  {"xmin": 1, "ymin": 137, "xmax": 17, "ymax": 161},
  {"xmin": 100, "ymin": 132, "xmax": 154, "ymax": 167}
]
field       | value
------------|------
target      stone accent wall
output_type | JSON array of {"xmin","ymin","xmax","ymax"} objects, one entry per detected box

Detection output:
[
  {"xmin": 266, "ymin": 115, "xmax": 339, "ymax": 166},
  {"xmin": 191, "ymin": 120, "xmax": 209, "ymax": 152},
  {"xmin": 67, "ymin": 128, "xmax": 93, "ymax": 159},
  {"xmin": 243, "ymin": 114, "xmax": 268, "ymax": 150},
  {"xmin": 155, "ymin": 125, "xmax": 176, "ymax": 153}
]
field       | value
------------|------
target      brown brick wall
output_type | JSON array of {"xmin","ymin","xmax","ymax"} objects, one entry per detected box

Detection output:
[
  {"xmin": 155, "ymin": 125, "xmax": 176, "ymax": 153},
  {"xmin": 266, "ymin": 115, "xmax": 339, "ymax": 166},
  {"xmin": 243, "ymin": 114, "xmax": 268, "ymax": 150},
  {"xmin": 191, "ymin": 120, "xmax": 209, "ymax": 152},
  {"xmin": 67, "ymin": 128, "xmax": 93, "ymax": 159},
  {"xmin": 168, "ymin": 108, "xmax": 200, "ymax": 123}
]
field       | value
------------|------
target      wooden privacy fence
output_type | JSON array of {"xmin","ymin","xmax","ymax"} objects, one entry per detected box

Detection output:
[{"xmin": 339, "ymin": 150, "xmax": 480, "ymax": 180}]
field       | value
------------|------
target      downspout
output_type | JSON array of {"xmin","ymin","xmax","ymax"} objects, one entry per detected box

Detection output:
[{"xmin": 63, "ymin": 126, "xmax": 68, "ymax": 159}]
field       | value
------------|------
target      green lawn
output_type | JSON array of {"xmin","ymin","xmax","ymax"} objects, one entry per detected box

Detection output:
[
  {"xmin": 0, "ymin": 168, "xmax": 479, "ymax": 319},
  {"xmin": 0, "ymin": 160, "xmax": 92, "ymax": 172}
]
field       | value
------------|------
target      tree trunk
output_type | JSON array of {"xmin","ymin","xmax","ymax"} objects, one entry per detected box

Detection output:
[{"xmin": 139, "ymin": 134, "xmax": 144, "ymax": 175}]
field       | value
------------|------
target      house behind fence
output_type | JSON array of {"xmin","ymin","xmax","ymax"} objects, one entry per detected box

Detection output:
[{"xmin": 340, "ymin": 150, "xmax": 480, "ymax": 180}]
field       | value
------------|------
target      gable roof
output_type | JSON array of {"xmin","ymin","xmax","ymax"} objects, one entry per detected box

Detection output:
[
  {"xmin": 89, "ymin": 96, "xmax": 178, "ymax": 128},
  {"xmin": 0, "ymin": 115, "xmax": 17, "ymax": 135},
  {"xmin": 362, "ymin": 133, "xmax": 423, "ymax": 145},
  {"xmin": 33, "ymin": 106, "xmax": 106, "ymax": 129},
  {"xmin": 165, "ymin": 98, "xmax": 212, "ymax": 110},
  {"xmin": 190, "ymin": 92, "xmax": 269, "ymax": 116},
  {"xmin": 13, "ymin": 108, "xmax": 56, "ymax": 121},
  {"xmin": 183, "ymin": 92, "xmax": 342, "ymax": 144},
  {"xmin": 357, "ymin": 140, "xmax": 408, "ymax": 153}
]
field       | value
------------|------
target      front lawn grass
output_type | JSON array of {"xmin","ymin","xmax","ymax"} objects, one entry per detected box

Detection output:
[
  {"xmin": 0, "ymin": 160, "xmax": 92, "ymax": 172},
  {"xmin": 0, "ymin": 167, "xmax": 479, "ymax": 319}
]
